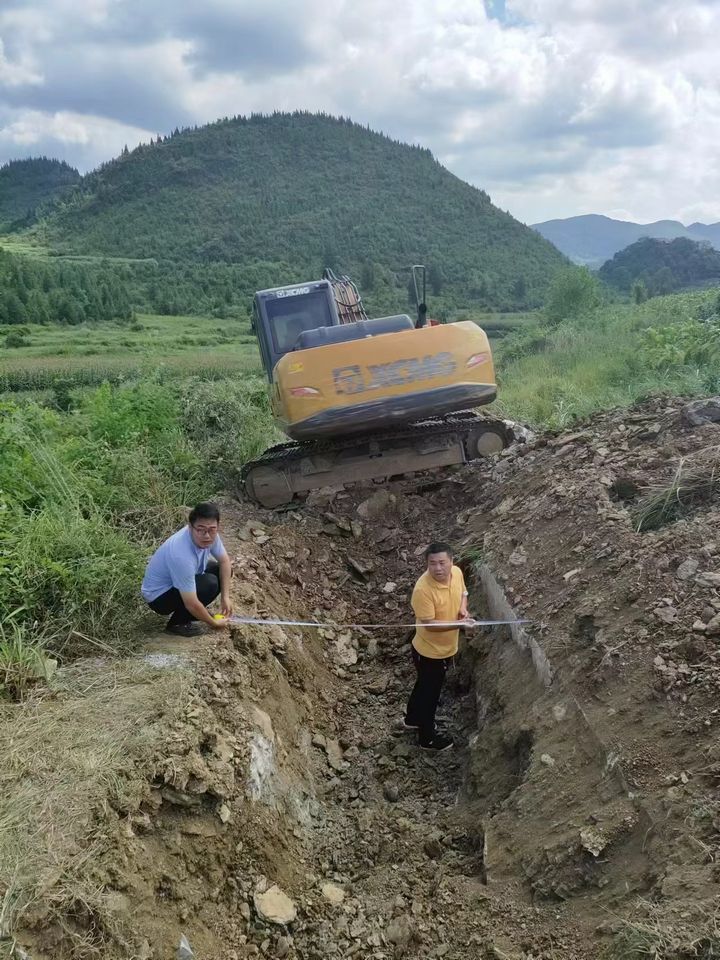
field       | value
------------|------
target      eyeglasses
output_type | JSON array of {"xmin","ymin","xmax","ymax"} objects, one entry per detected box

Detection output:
[{"xmin": 192, "ymin": 525, "xmax": 218, "ymax": 536}]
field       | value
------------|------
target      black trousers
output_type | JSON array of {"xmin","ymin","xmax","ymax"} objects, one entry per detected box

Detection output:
[
  {"xmin": 405, "ymin": 646, "xmax": 452, "ymax": 744},
  {"xmin": 147, "ymin": 560, "xmax": 221, "ymax": 626}
]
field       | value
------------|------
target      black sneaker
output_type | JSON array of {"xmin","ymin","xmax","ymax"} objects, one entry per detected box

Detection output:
[
  {"xmin": 419, "ymin": 733, "xmax": 453, "ymax": 752},
  {"xmin": 165, "ymin": 622, "xmax": 204, "ymax": 637}
]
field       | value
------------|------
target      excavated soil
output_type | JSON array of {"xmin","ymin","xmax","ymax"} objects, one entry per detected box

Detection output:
[{"xmin": 6, "ymin": 395, "xmax": 720, "ymax": 960}]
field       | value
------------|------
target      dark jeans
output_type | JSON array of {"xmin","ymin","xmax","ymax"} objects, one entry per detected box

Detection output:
[
  {"xmin": 147, "ymin": 560, "xmax": 221, "ymax": 626},
  {"xmin": 405, "ymin": 646, "xmax": 452, "ymax": 744}
]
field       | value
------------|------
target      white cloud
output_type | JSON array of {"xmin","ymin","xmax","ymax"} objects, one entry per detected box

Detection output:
[{"xmin": 0, "ymin": 0, "xmax": 719, "ymax": 224}]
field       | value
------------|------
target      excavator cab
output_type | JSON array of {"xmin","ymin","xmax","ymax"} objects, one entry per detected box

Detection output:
[{"xmin": 253, "ymin": 280, "xmax": 340, "ymax": 379}]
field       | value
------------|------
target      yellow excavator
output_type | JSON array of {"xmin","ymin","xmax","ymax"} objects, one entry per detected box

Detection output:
[{"xmin": 243, "ymin": 267, "xmax": 513, "ymax": 506}]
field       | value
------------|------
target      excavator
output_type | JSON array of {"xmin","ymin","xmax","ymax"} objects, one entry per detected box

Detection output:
[{"xmin": 242, "ymin": 267, "xmax": 513, "ymax": 507}]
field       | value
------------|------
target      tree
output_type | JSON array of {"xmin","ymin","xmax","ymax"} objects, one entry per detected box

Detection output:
[
  {"xmin": 360, "ymin": 260, "xmax": 376, "ymax": 291},
  {"xmin": 512, "ymin": 276, "xmax": 527, "ymax": 302},
  {"xmin": 2, "ymin": 292, "xmax": 28, "ymax": 325},
  {"xmin": 544, "ymin": 267, "xmax": 600, "ymax": 324},
  {"xmin": 632, "ymin": 279, "xmax": 648, "ymax": 304},
  {"xmin": 428, "ymin": 264, "xmax": 444, "ymax": 296}
]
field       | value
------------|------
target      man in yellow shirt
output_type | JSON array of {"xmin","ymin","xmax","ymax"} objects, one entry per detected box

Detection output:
[{"xmin": 404, "ymin": 542, "xmax": 470, "ymax": 751}]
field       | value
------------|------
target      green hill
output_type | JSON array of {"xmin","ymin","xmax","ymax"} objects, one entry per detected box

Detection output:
[
  {"xmin": 40, "ymin": 112, "xmax": 566, "ymax": 312},
  {"xmin": 0, "ymin": 158, "xmax": 80, "ymax": 231},
  {"xmin": 598, "ymin": 236, "xmax": 720, "ymax": 296}
]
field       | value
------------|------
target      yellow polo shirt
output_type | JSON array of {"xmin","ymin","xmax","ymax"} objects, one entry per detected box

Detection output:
[{"xmin": 411, "ymin": 565, "xmax": 466, "ymax": 659}]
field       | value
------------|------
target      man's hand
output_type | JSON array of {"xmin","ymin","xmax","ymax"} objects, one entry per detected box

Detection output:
[
  {"xmin": 210, "ymin": 615, "xmax": 229, "ymax": 630},
  {"xmin": 221, "ymin": 595, "xmax": 234, "ymax": 617}
]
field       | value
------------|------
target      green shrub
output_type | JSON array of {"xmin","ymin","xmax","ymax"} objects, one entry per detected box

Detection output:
[
  {"xmin": 0, "ymin": 507, "xmax": 145, "ymax": 654},
  {"xmin": 178, "ymin": 376, "xmax": 282, "ymax": 490},
  {"xmin": 544, "ymin": 267, "xmax": 601, "ymax": 324},
  {"xmin": 78, "ymin": 381, "xmax": 180, "ymax": 445},
  {"xmin": 3, "ymin": 332, "xmax": 30, "ymax": 348}
]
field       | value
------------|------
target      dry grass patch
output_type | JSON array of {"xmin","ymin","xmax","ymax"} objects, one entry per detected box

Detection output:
[{"xmin": 0, "ymin": 660, "xmax": 191, "ymax": 956}]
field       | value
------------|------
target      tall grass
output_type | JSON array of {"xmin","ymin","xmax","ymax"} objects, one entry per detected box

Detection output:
[
  {"xmin": 0, "ymin": 373, "xmax": 278, "ymax": 655},
  {"xmin": 495, "ymin": 291, "xmax": 720, "ymax": 428}
]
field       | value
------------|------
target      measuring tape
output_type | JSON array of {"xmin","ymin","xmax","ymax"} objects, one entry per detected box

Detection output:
[{"xmin": 219, "ymin": 615, "xmax": 528, "ymax": 629}]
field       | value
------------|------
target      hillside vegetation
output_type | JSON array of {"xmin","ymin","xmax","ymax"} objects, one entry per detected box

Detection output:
[
  {"xmin": 496, "ymin": 287, "xmax": 720, "ymax": 426},
  {"xmin": 0, "ymin": 158, "xmax": 80, "ymax": 231},
  {"xmin": 35, "ymin": 112, "xmax": 566, "ymax": 313},
  {"xmin": 598, "ymin": 236, "xmax": 720, "ymax": 297},
  {"xmin": 0, "ymin": 247, "xmax": 132, "ymax": 327}
]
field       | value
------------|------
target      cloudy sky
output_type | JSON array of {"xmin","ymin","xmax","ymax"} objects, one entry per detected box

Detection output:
[{"xmin": 1, "ymin": 0, "xmax": 718, "ymax": 225}]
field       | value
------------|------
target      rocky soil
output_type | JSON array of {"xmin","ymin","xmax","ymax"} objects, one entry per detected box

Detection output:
[{"xmin": 6, "ymin": 395, "xmax": 720, "ymax": 960}]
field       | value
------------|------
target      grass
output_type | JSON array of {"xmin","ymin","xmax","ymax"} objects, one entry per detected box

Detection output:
[
  {"xmin": 0, "ymin": 661, "xmax": 191, "ymax": 953},
  {"xmin": 0, "ymin": 615, "xmax": 54, "ymax": 702},
  {"xmin": 0, "ymin": 235, "xmax": 52, "ymax": 258},
  {"xmin": 605, "ymin": 911, "xmax": 720, "ymax": 959},
  {"xmin": 495, "ymin": 290, "xmax": 720, "ymax": 428},
  {"xmin": 633, "ymin": 448, "xmax": 720, "ymax": 531},
  {"xmin": 0, "ymin": 313, "xmax": 262, "ymax": 393},
  {"xmin": 0, "ymin": 234, "xmax": 156, "ymax": 266}
]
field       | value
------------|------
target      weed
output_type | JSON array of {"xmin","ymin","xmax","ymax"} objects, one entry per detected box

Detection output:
[
  {"xmin": 633, "ymin": 449, "xmax": 720, "ymax": 531},
  {"xmin": 0, "ymin": 614, "xmax": 53, "ymax": 702},
  {"xmin": 605, "ymin": 914, "xmax": 720, "ymax": 959}
]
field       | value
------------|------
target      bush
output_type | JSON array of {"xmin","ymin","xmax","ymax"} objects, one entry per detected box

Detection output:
[
  {"xmin": 544, "ymin": 267, "xmax": 601, "ymax": 324},
  {"xmin": 0, "ymin": 507, "xmax": 145, "ymax": 654},
  {"xmin": 178, "ymin": 376, "xmax": 282, "ymax": 490},
  {"xmin": 79, "ymin": 381, "xmax": 181, "ymax": 445},
  {"xmin": 4, "ymin": 332, "xmax": 30, "ymax": 348}
]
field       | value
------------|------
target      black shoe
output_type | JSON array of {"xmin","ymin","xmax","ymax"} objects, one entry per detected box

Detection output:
[
  {"xmin": 419, "ymin": 733, "xmax": 453, "ymax": 752},
  {"xmin": 165, "ymin": 622, "xmax": 204, "ymax": 637}
]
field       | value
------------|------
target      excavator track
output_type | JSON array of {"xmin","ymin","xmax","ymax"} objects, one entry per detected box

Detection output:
[{"xmin": 242, "ymin": 413, "xmax": 516, "ymax": 507}]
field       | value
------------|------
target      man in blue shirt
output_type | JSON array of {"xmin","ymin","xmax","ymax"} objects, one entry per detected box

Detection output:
[{"xmin": 141, "ymin": 502, "xmax": 234, "ymax": 636}]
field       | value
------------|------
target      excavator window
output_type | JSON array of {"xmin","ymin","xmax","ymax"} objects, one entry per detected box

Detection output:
[
  {"xmin": 266, "ymin": 291, "xmax": 335, "ymax": 354},
  {"xmin": 253, "ymin": 280, "xmax": 340, "ymax": 380}
]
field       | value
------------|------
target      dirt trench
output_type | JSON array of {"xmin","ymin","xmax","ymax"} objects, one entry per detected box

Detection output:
[{"xmin": 11, "ymin": 397, "xmax": 720, "ymax": 960}]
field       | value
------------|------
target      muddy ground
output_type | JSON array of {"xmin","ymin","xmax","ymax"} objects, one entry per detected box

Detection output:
[{"xmin": 3, "ymin": 395, "xmax": 720, "ymax": 960}]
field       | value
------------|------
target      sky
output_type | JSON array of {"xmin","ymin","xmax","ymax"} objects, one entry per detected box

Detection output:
[{"xmin": 0, "ymin": 0, "xmax": 718, "ymax": 225}]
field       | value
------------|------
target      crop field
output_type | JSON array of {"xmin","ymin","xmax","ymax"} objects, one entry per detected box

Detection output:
[{"xmin": 0, "ymin": 313, "xmax": 263, "ymax": 392}]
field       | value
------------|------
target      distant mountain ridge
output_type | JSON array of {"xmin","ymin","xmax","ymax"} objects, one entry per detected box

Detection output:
[{"xmin": 532, "ymin": 214, "xmax": 720, "ymax": 267}]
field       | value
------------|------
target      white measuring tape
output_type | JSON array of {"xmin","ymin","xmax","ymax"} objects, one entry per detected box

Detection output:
[{"xmin": 225, "ymin": 616, "xmax": 528, "ymax": 629}]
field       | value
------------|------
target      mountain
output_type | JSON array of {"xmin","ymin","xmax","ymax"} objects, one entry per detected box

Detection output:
[
  {"xmin": 598, "ymin": 236, "xmax": 720, "ymax": 295},
  {"xmin": 688, "ymin": 222, "xmax": 720, "ymax": 245},
  {"xmin": 0, "ymin": 158, "xmax": 80, "ymax": 231},
  {"xmin": 532, "ymin": 214, "xmax": 720, "ymax": 267},
  {"xmin": 38, "ymin": 112, "xmax": 566, "ymax": 312}
]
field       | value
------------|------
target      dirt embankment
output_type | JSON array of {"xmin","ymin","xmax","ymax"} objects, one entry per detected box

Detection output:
[{"xmin": 3, "ymin": 395, "xmax": 720, "ymax": 960}]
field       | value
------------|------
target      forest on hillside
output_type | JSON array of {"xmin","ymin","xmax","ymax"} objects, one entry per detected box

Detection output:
[
  {"xmin": 34, "ymin": 112, "xmax": 566, "ymax": 313},
  {"xmin": 0, "ymin": 158, "xmax": 80, "ymax": 232},
  {"xmin": 0, "ymin": 249, "xmax": 132, "ymax": 328},
  {"xmin": 599, "ymin": 236, "xmax": 720, "ymax": 297}
]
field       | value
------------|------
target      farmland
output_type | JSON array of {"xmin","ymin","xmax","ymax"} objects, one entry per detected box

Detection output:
[{"xmin": 0, "ymin": 313, "xmax": 261, "ymax": 393}]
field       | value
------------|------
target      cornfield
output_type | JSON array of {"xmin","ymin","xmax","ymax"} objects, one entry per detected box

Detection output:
[{"xmin": 0, "ymin": 352, "xmax": 260, "ymax": 392}]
